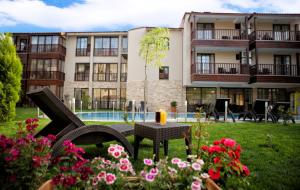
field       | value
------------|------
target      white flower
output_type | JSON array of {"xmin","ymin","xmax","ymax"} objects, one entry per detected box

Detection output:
[{"xmin": 201, "ymin": 173, "xmax": 210, "ymax": 179}]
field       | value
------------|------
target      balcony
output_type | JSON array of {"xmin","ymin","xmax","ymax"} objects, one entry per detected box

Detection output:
[
  {"xmin": 249, "ymin": 30, "xmax": 300, "ymax": 49},
  {"xmin": 74, "ymin": 72, "xmax": 89, "ymax": 81},
  {"xmin": 94, "ymin": 48, "xmax": 118, "ymax": 56},
  {"xmin": 76, "ymin": 48, "xmax": 90, "ymax": 56},
  {"xmin": 93, "ymin": 73, "xmax": 118, "ymax": 82},
  {"xmin": 249, "ymin": 64, "xmax": 300, "ymax": 83},
  {"xmin": 120, "ymin": 73, "xmax": 127, "ymax": 82},
  {"xmin": 191, "ymin": 29, "xmax": 249, "ymax": 48},
  {"xmin": 121, "ymin": 48, "xmax": 128, "ymax": 54},
  {"xmin": 31, "ymin": 44, "xmax": 66, "ymax": 54},
  {"xmin": 191, "ymin": 63, "xmax": 249, "ymax": 82},
  {"xmin": 27, "ymin": 71, "xmax": 65, "ymax": 80},
  {"xmin": 16, "ymin": 45, "xmax": 28, "ymax": 53}
]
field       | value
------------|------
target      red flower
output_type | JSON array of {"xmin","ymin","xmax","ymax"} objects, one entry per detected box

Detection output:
[
  {"xmin": 213, "ymin": 157, "xmax": 221, "ymax": 164},
  {"xmin": 208, "ymin": 145, "xmax": 222, "ymax": 154},
  {"xmin": 213, "ymin": 140, "xmax": 221, "ymax": 145},
  {"xmin": 201, "ymin": 145, "xmax": 209, "ymax": 151},
  {"xmin": 208, "ymin": 168, "xmax": 221, "ymax": 180},
  {"xmin": 243, "ymin": 165, "xmax": 250, "ymax": 176},
  {"xmin": 223, "ymin": 138, "xmax": 236, "ymax": 147}
]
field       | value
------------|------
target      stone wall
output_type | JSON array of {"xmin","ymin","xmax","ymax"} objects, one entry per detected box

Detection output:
[{"xmin": 127, "ymin": 80, "xmax": 186, "ymax": 112}]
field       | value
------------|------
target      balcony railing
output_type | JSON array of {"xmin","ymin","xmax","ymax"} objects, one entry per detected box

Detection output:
[
  {"xmin": 31, "ymin": 44, "xmax": 66, "ymax": 54},
  {"xmin": 250, "ymin": 64, "xmax": 299, "ymax": 76},
  {"xmin": 16, "ymin": 45, "xmax": 28, "ymax": 53},
  {"xmin": 191, "ymin": 63, "xmax": 249, "ymax": 74},
  {"xmin": 120, "ymin": 73, "xmax": 127, "ymax": 82},
  {"xmin": 249, "ymin": 30, "xmax": 300, "ymax": 41},
  {"xmin": 192, "ymin": 29, "xmax": 247, "ymax": 40},
  {"xmin": 27, "ymin": 71, "xmax": 65, "ymax": 80},
  {"xmin": 75, "ymin": 72, "xmax": 89, "ymax": 81},
  {"xmin": 93, "ymin": 73, "xmax": 118, "ymax": 82},
  {"xmin": 121, "ymin": 48, "xmax": 128, "ymax": 54},
  {"xmin": 94, "ymin": 48, "xmax": 118, "ymax": 56},
  {"xmin": 76, "ymin": 48, "xmax": 90, "ymax": 56}
]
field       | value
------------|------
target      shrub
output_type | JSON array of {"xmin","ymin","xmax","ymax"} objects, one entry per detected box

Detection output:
[{"xmin": 0, "ymin": 118, "xmax": 55, "ymax": 189}]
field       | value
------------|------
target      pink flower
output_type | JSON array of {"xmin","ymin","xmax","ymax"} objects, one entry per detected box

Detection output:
[
  {"xmin": 119, "ymin": 164, "xmax": 129, "ymax": 172},
  {"xmin": 178, "ymin": 162, "xmax": 187, "ymax": 169},
  {"xmin": 192, "ymin": 162, "xmax": 201, "ymax": 171},
  {"xmin": 243, "ymin": 165, "xmax": 250, "ymax": 176},
  {"xmin": 223, "ymin": 138, "xmax": 236, "ymax": 147},
  {"xmin": 92, "ymin": 177, "xmax": 98, "ymax": 186},
  {"xmin": 191, "ymin": 180, "xmax": 201, "ymax": 190},
  {"xmin": 46, "ymin": 134, "xmax": 56, "ymax": 141},
  {"xmin": 140, "ymin": 170, "xmax": 146, "ymax": 178},
  {"xmin": 105, "ymin": 173, "xmax": 116, "ymax": 185},
  {"xmin": 108, "ymin": 147, "xmax": 115, "ymax": 153},
  {"xmin": 113, "ymin": 151, "xmax": 121, "ymax": 158},
  {"xmin": 150, "ymin": 167, "xmax": 159, "ymax": 175},
  {"xmin": 171, "ymin": 158, "xmax": 181, "ymax": 164},
  {"xmin": 116, "ymin": 145, "xmax": 124, "ymax": 152},
  {"xmin": 143, "ymin": 159, "xmax": 153, "ymax": 166},
  {"xmin": 97, "ymin": 171, "xmax": 106, "ymax": 181},
  {"xmin": 145, "ymin": 173, "xmax": 155, "ymax": 182},
  {"xmin": 120, "ymin": 158, "xmax": 130, "ymax": 165}
]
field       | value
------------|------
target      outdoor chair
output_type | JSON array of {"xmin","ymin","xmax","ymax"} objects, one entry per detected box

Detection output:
[
  {"xmin": 207, "ymin": 98, "xmax": 236, "ymax": 122},
  {"xmin": 243, "ymin": 99, "xmax": 276, "ymax": 122},
  {"xmin": 269, "ymin": 102, "xmax": 295, "ymax": 123},
  {"xmin": 27, "ymin": 87, "xmax": 134, "ymax": 158}
]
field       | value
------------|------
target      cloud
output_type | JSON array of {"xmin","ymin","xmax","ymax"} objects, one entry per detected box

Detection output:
[{"xmin": 0, "ymin": 0, "xmax": 299, "ymax": 31}]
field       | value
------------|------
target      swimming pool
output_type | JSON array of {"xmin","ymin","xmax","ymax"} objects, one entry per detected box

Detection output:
[{"xmin": 76, "ymin": 111, "xmax": 200, "ymax": 122}]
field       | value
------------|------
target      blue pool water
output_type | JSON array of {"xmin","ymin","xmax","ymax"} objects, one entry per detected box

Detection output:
[{"xmin": 76, "ymin": 111, "xmax": 200, "ymax": 121}]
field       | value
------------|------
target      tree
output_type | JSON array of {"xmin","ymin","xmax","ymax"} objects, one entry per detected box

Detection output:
[
  {"xmin": 0, "ymin": 33, "xmax": 22, "ymax": 121},
  {"xmin": 139, "ymin": 27, "xmax": 169, "ymax": 122}
]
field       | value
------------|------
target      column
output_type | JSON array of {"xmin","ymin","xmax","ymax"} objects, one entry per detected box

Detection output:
[{"xmin": 89, "ymin": 36, "xmax": 94, "ymax": 108}]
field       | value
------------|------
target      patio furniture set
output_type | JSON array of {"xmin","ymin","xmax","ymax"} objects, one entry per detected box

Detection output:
[{"xmin": 27, "ymin": 87, "xmax": 295, "ymax": 161}]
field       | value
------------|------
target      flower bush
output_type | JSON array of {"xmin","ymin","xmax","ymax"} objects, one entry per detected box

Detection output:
[
  {"xmin": 201, "ymin": 138, "xmax": 251, "ymax": 189},
  {"xmin": 0, "ymin": 118, "xmax": 55, "ymax": 190}
]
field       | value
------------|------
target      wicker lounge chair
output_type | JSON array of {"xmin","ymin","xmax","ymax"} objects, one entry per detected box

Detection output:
[
  {"xmin": 269, "ymin": 102, "xmax": 295, "ymax": 123},
  {"xmin": 27, "ymin": 87, "xmax": 134, "ymax": 158},
  {"xmin": 243, "ymin": 99, "xmax": 275, "ymax": 122},
  {"xmin": 207, "ymin": 98, "xmax": 236, "ymax": 122}
]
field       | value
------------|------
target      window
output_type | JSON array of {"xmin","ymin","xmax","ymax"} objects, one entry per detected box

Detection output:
[
  {"xmin": 257, "ymin": 88, "xmax": 288, "ymax": 104},
  {"xmin": 31, "ymin": 36, "xmax": 63, "ymax": 52},
  {"xmin": 274, "ymin": 55, "xmax": 291, "ymax": 75},
  {"xmin": 196, "ymin": 54, "xmax": 214, "ymax": 74},
  {"xmin": 29, "ymin": 59, "xmax": 64, "ymax": 80},
  {"xmin": 94, "ymin": 37, "xmax": 119, "ymax": 56},
  {"xmin": 159, "ymin": 66, "xmax": 169, "ymax": 80},
  {"xmin": 220, "ymin": 88, "xmax": 252, "ymax": 112},
  {"xmin": 273, "ymin": 24, "xmax": 290, "ymax": 40},
  {"xmin": 75, "ymin": 63, "xmax": 90, "ymax": 81},
  {"xmin": 93, "ymin": 88, "xmax": 117, "ymax": 109},
  {"xmin": 76, "ymin": 37, "xmax": 90, "ymax": 56},
  {"xmin": 74, "ymin": 88, "xmax": 89, "ymax": 108},
  {"xmin": 120, "ymin": 88, "xmax": 126, "ymax": 109},
  {"xmin": 197, "ymin": 23, "xmax": 214, "ymax": 40},
  {"xmin": 186, "ymin": 87, "xmax": 216, "ymax": 112},
  {"xmin": 93, "ymin": 63, "xmax": 118, "ymax": 82},
  {"xmin": 122, "ymin": 36, "xmax": 128, "ymax": 52},
  {"xmin": 120, "ymin": 63, "xmax": 127, "ymax": 82}
]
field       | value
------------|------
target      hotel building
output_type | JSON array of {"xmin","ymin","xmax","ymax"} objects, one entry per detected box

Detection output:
[{"xmin": 13, "ymin": 12, "xmax": 300, "ymax": 114}]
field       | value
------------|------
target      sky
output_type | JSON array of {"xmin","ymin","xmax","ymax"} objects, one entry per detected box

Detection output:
[{"xmin": 0, "ymin": 0, "xmax": 299, "ymax": 32}]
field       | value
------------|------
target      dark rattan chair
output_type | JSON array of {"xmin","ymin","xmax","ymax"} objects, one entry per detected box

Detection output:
[
  {"xmin": 269, "ymin": 102, "xmax": 295, "ymax": 123},
  {"xmin": 207, "ymin": 98, "xmax": 236, "ymax": 122},
  {"xmin": 27, "ymin": 87, "xmax": 134, "ymax": 158},
  {"xmin": 243, "ymin": 99, "xmax": 275, "ymax": 122}
]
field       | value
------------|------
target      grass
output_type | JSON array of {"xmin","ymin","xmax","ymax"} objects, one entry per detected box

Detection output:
[{"xmin": 1, "ymin": 107, "xmax": 300, "ymax": 190}]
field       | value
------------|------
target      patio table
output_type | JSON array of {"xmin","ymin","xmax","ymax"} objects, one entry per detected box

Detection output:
[{"xmin": 134, "ymin": 122, "xmax": 192, "ymax": 162}]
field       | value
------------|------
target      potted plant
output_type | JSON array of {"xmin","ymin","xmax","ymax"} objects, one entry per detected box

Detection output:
[{"xmin": 170, "ymin": 101, "xmax": 177, "ymax": 113}]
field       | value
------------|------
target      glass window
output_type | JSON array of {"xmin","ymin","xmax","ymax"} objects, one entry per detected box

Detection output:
[
  {"xmin": 37, "ymin": 60, "xmax": 44, "ymax": 71},
  {"xmin": 31, "ymin": 36, "xmax": 38, "ymax": 44},
  {"xmin": 159, "ymin": 66, "xmax": 169, "ymax": 80},
  {"xmin": 122, "ymin": 37, "xmax": 128, "ymax": 49},
  {"xmin": 95, "ymin": 37, "xmax": 102, "ymax": 49},
  {"xmin": 52, "ymin": 36, "xmax": 59, "ymax": 44},
  {"xmin": 111, "ymin": 37, "xmax": 118, "ymax": 48},
  {"xmin": 186, "ymin": 87, "xmax": 216, "ymax": 112},
  {"xmin": 76, "ymin": 37, "xmax": 88, "ymax": 49},
  {"xmin": 46, "ymin": 36, "xmax": 52, "ymax": 44},
  {"xmin": 102, "ymin": 38, "xmax": 110, "ymax": 48},
  {"xmin": 38, "ymin": 36, "xmax": 45, "ymax": 44},
  {"xmin": 30, "ymin": 59, "xmax": 37, "ymax": 71}
]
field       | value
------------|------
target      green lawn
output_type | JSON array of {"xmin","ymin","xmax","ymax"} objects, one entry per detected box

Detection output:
[{"xmin": 1, "ymin": 107, "xmax": 300, "ymax": 190}]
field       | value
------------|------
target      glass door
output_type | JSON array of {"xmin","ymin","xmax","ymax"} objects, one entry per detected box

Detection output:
[
  {"xmin": 274, "ymin": 24, "xmax": 290, "ymax": 40},
  {"xmin": 274, "ymin": 55, "xmax": 291, "ymax": 75},
  {"xmin": 196, "ymin": 54, "xmax": 214, "ymax": 74},
  {"xmin": 197, "ymin": 23, "xmax": 214, "ymax": 40}
]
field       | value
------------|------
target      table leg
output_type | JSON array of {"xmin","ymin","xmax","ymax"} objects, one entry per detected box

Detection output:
[
  {"xmin": 185, "ymin": 130, "xmax": 192, "ymax": 156},
  {"xmin": 153, "ymin": 139, "xmax": 160, "ymax": 162},
  {"xmin": 163, "ymin": 140, "xmax": 169, "ymax": 156},
  {"xmin": 134, "ymin": 135, "xmax": 143, "ymax": 160}
]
